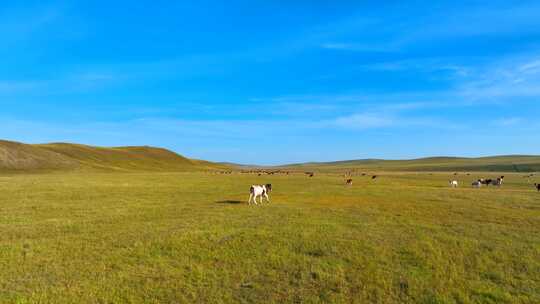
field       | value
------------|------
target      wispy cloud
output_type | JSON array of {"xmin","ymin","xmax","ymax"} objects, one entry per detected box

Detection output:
[
  {"xmin": 328, "ymin": 112, "xmax": 452, "ymax": 130},
  {"xmin": 0, "ymin": 4, "xmax": 65, "ymax": 45},
  {"xmin": 456, "ymin": 55, "xmax": 540, "ymax": 101},
  {"xmin": 0, "ymin": 81, "xmax": 40, "ymax": 93},
  {"xmin": 259, "ymin": 52, "xmax": 540, "ymax": 108},
  {"xmin": 317, "ymin": 2, "xmax": 540, "ymax": 54},
  {"xmin": 0, "ymin": 71, "xmax": 121, "ymax": 95},
  {"xmin": 410, "ymin": 2, "xmax": 540, "ymax": 39},
  {"xmin": 320, "ymin": 43, "xmax": 391, "ymax": 53},
  {"xmin": 332, "ymin": 113, "xmax": 393, "ymax": 129},
  {"xmin": 495, "ymin": 117, "xmax": 524, "ymax": 126},
  {"xmin": 519, "ymin": 60, "xmax": 540, "ymax": 73},
  {"xmin": 357, "ymin": 58, "xmax": 472, "ymax": 78}
]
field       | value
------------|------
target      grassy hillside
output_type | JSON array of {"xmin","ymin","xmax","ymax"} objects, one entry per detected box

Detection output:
[
  {"xmin": 0, "ymin": 140, "xmax": 77, "ymax": 171},
  {"xmin": 281, "ymin": 155, "xmax": 540, "ymax": 172},
  {"xmin": 0, "ymin": 140, "xmax": 225, "ymax": 172}
]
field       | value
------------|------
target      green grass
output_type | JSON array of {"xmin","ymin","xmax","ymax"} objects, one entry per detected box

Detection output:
[{"xmin": 0, "ymin": 172, "xmax": 539, "ymax": 303}]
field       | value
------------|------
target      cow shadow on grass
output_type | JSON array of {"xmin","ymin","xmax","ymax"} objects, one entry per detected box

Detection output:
[{"xmin": 215, "ymin": 200, "xmax": 244, "ymax": 204}]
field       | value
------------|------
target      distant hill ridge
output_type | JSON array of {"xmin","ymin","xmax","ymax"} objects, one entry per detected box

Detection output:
[
  {"xmin": 280, "ymin": 155, "xmax": 540, "ymax": 172},
  {"xmin": 0, "ymin": 140, "xmax": 225, "ymax": 172},
  {"xmin": 2, "ymin": 139, "xmax": 539, "ymax": 173}
]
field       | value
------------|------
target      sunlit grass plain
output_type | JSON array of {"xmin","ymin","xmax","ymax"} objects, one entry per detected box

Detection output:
[{"xmin": 0, "ymin": 171, "xmax": 539, "ymax": 303}]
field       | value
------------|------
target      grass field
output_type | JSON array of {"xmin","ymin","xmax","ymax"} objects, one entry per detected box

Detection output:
[{"xmin": 0, "ymin": 171, "xmax": 539, "ymax": 303}]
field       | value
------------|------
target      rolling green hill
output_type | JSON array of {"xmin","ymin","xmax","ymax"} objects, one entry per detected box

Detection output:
[
  {"xmin": 2, "ymin": 139, "xmax": 539, "ymax": 173},
  {"xmin": 280, "ymin": 155, "xmax": 540, "ymax": 172},
  {"xmin": 0, "ymin": 140, "xmax": 226, "ymax": 172}
]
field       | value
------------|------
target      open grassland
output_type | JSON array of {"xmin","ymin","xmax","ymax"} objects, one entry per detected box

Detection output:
[{"xmin": 0, "ymin": 172, "xmax": 539, "ymax": 303}]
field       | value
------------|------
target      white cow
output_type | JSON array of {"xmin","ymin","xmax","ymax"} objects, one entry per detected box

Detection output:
[
  {"xmin": 449, "ymin": 180, "xmax": 458, "ymax": 188},
  {"xmin": 248, "ymin": 184, "xmax": 272, "ymax": 205},
  {"xmin": 472, "ymin": 180, "xmax": 482, "ymax": 188}
]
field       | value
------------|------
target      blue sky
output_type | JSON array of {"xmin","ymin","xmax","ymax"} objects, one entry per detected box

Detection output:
[{"xmin": 1, "ymin": 1, "xmax": 539, "ymax": 164}]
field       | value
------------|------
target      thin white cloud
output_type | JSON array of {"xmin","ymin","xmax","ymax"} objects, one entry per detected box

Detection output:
[
  {"xmin": 519, "ymin": 60, "xmax": 540, "ymax": 73},
  {"xmin": 0, "ymin": 4, "xmax": 64, "ymax": 45},
  {"xmin": 320, "ymin": 43, "xmax": 391, "ymax": 53},
  {"xmin": 316, "ymin": 2, "xmax": 540, "ymax": 53},
  {"xmin": 495, "ymin": 117, "xmax": 523, "ymax": 126},
  {"xmin": 456, "ymin": 55, "xmax": 540, "ymax": 101},
  {"xmin": 329, "ymin": 112, "xmax": 451, "ymax": 130},
  {"xmin": 332, "ymin": 113, "xmax": 393, "ymax": 129},
  {"xmin": 418, "ymin": 2, "xmax": 540, "ymax": 38},
  {"xmin": 257, "ymin": 53, "xmax": 540, "ymax": 109},
  {"xmin": 0, "ymin": 71, "xmax": 121, "ymax": 95},
  {"xmin": 0, "ymin": 81, "xmax": 40, "ymax": 93},
  {"xmin": 357, "ymin": 58, "xmax": 472, "ymax": 77}
]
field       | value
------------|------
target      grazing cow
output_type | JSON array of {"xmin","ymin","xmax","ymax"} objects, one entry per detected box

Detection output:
[
  {"xmin": 481, "ymin": 178, "xmax": 493, "ymax": 186},
  {"xmin": 449, "ymin": 180, "xmax": 458, "ymax": 188},
  {"xmin": 493, "ymin": 176, "xmax": 504, "ymax": 186},
  {"xmin": 472, "ymin": 180, "xmax": 482, "ymax": 188},
  {"xmin": 346, "ymin": 179, "xmax": 353, "ymax": 186},
  {"xmin": 248, "ymin": 184, "xmax": 272, "ymax": 205},
  {"xmin": 535, "ymin": 183, "xmax": 540, "ymax": 192},
  {"xmin": 372, "ymin": 175, "xmax": 377, "ymax": 180}
]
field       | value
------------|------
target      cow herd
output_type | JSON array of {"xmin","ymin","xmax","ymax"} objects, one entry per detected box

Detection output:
[
  {"xmin": 449, "ymin": 175, "xmax": 538, "ymax": 191},
  {"xmin": 470, "ymin": 176, "xmax": 505, "ymax": 187},
  {"xmin": 246, "ymin": 173, "xmax": 538, "ymax": 205},
  {"xmin": 452, "ymin": 176, "xmax": 507, "ymax": 188},
  {"xmin": 245, "ymin": 171, "xmax": 383, "ymax": 204}
]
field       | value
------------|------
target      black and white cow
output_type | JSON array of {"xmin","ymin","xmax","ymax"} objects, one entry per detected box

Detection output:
[
  {"xmin": 248, "ymin": 184, "xmax": 272, "ymax": 205},
  {"xmin": 492, "ymin": 176, "xmax": 505, "ymax": 186},
  {"xmin": 482, "ymin": 178, "xmax": 493, "ymax": 186}
]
